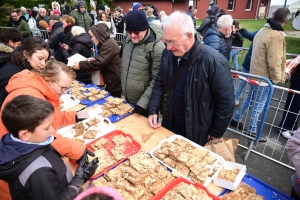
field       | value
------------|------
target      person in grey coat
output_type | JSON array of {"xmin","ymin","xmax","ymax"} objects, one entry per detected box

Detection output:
[{"xmin": 120, "ymin": 10, "xmax": 165, "ymax": 117}]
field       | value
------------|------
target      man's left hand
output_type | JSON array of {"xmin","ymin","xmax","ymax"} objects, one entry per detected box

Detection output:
[{"xmin": 207, "ymin": 134, "xmax": 222, "ymax": 144}]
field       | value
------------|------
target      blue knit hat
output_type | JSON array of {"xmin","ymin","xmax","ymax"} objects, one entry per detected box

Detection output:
[
  {"xmin": 132, "ymin": 3, "xmax": 143, "ymax": 10},
  {"xmin": 126, "ymin": 10, "xmax": 149, "ymax": 31}
]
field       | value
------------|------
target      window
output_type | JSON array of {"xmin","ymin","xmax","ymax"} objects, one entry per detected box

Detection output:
[
  {"xmin": 227, "ymin": 0, "xmax": 235, "ymax": 11},
  {"xmin": 246, "ymin": 0, "xmax": 253, "ymax": 10},
  {"xmin": 261, "ymin": 1, "xmax": 266, "ymax": 6}
]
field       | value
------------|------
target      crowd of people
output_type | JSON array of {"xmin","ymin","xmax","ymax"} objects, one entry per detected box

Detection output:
[{"xmin": 0, "ymin": 1, "xmax": 300, "ymax": 200}]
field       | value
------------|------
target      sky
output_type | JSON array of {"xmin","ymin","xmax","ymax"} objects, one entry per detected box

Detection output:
[{"xmin": 270, "ymin": 0, "xmax": 299, "ymax": 5}]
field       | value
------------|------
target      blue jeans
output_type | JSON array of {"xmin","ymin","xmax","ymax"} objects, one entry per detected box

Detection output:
[
  {"xmin": 230, "ymin": 49, "xmax": 240, "ymax": 71},
  {"xmin": 233, "ymin": 84, "xmax": 270, "ymax": 133},
  {"xmin": 235, "ymin": 66, "xmax": 250, "ymax": 102}
]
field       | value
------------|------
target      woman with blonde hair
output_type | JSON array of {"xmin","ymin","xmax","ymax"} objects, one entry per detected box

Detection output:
[
  {"xmin": 0, "ymin": 60, "xmax": 90, "ymax": 200},
  {"xmin": 62, "ymin": 15, "xmax": 76, "ymax": 42},
  {"xmin": 61, "ymin": 26, "xmax": 93, "ymax": 84}
]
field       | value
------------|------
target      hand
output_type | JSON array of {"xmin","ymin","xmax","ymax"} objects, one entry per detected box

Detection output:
[
  {"xmin": 76, "ymin": 148, "xmax": 95, "ymax": 164},
  {"xmin": 72, "ymin": 62, "xmax": 80, "ymax": 70},
  {"xmin": 75, "ymin": 157, "xmax": 99, "ymax": 183},
  {"xmin": 87, "ymin": 57, "xmax": 96, "ymax": 61},
  {"xmin": 60, "ymin": 43, "xmax": 68, "ymax": 50},
  {"xmin": 207, "ymin": 134, "xmax": 222, "ymax": 144},
  {"xmin": 286, "ymin": 55, "xmax": 300, "ymax": 69},
  {"xmin": 148, "ymin": 114, "xmax": 161, "ymax": 129}
]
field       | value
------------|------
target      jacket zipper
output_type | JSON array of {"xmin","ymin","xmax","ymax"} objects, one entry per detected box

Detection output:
[{"xmin": 125, "ymin": 44, "xmax": 136, "ymax": 102}]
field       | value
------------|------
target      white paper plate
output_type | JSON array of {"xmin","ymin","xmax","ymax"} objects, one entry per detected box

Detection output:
[
  {"xmin": 150, "ymin": 135, "xmax": 225, "ymax": 186},
  {"xmin": 60, "ymin": 94, "xmax": 80, "ymax": 111},
  {"xmin": 57, "ymin": 115, "xmax": 116, "ymax": 144}
]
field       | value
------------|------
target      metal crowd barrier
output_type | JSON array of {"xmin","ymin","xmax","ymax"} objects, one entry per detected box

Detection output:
[
  {"xmin": 228, "ymin": 71, "xmax": 274, "ymax": 161},
  {"xmin": 230, "ymin": 70, "xmax": 300, "ymax": 170},
  {"xmin": 0, "ymin": 26, "xmax": 50, "ymax": 40}
]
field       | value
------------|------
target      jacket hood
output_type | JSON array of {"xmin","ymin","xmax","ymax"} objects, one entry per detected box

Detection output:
[
  {"xmin": 0, "ymin": 43, "xmax": 14, "ymax": 67},
  {"xmin": 52, "ymin": 21, "xmax": 64, "ymax": 30},
  {"xmin": 0, "ymin": 134, "xmax": 40, "ymax": 165},
  {"xmin": 0, "ymin": 134, "xmax": 47, "ymax": 182},
  {"xmin": 70, "ymin": 33, "xmax": 93, "ymax": 48},
  {"xmin": 205, "ymin": 25, "xmax": 222, "ymax": 38},
  {"xmin": 5, "ymin": 69, "xmax": 59, "ymax": 103},
  {"xmin": 90, "ymin": 23, "xmax": 110, "ymax": 44}
]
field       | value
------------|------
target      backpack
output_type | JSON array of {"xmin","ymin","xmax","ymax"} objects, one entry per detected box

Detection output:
[{"xmin": 119, "ymin": 31, "xmax": 158, "ymax": 76}]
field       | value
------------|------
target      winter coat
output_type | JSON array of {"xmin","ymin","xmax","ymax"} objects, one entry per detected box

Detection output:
[
  {"xmin": 149, "ymin": 36, "xmax": 234, "ymax": 146},
  {"xmin": 0, "ymin": 69, "xmax": 85, "ymax": 159},
  {"xmin": 286, "ymin": 128, "xmax": 300, "ymax": 196},
  {"xmin": 114, "ymin": 14, "xmax": 125, "ymax": 33},
  {"xmin": 204, "ymin": 25, "xmax": 232, "ymax": 60},
  {"xmin": 71, "ymin": 10, "xmax": 91, "ymax": 33},
  {"xmin": 121, "ymin": 24, "xmax": 165, "ymax": 110},
  {"xmin": 48, "ymin": 22, "xmax": 68, "ymax": 63},
  {"xmin": 250, "ymin": 25, "xmax": 286, "ymax": 84},
  {"xmin": 78, "ymin": 24, "xmax": 121, "ymax": 97},
  {"xmin": 0, "ymin": 44, "xmax": 14, "ymax": 108},
  {"xmin": 231, "ymin": 31, "xmax": 244, "ymax": 47},
  {"xmin": 239, "ymin": 28, "xmax": 259, "ymax": 71},
  {"xmin": 12, "ymin": 19, "xmax": 31, "ymax": 39},
  {"xmin": 196, "ymin": 16, "xmax": 214, "ymax": 37},
  {"xmin": 64, "ymin": 24, "xmax": 74, "ymax": 44},
  {"xmin": 0, "ymin": 134, "xmax": 80, "ymax": 200},
  {"xmin": 62, "ymin": 33, "xmax": 93, "ymax": 84}
]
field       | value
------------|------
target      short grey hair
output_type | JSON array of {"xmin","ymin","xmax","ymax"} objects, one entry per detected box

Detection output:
[
  {"xmin": 39, "ymin": 8, "xmax": 46, "ymax": 13},
  {"xmin": 161, "ymin": 11, "xmax": 194, "ymax": 34},
  {"xmin": 71, "ymin": 26, "xmax": 86, "ymax": 37},
  {"xmin": 217, "ymin": 15, "xmax": 233, "ymax": 28}
]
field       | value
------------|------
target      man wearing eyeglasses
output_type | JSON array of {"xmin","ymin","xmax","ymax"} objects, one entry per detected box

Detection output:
[
  {"xmin": 148, "ymin": 12, "xmax": 234, "ymax": 146},
  {"xmin": 120, "ymin": 10, "xmax": 165, "ymax": 117}
]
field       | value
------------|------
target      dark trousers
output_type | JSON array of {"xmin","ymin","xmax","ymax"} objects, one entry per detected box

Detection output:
[
  {"xmin": 291, "ymin": 187, "xmax": 300, "ymax": 200},
  {"xmin": 279, "ymin": 83, "xmax": 300, "ymax": 131}
]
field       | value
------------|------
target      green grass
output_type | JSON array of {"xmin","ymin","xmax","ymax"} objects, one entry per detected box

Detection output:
[{"xmin": 197, "ymin": 19, "xmax": 300, "ymax": 67}]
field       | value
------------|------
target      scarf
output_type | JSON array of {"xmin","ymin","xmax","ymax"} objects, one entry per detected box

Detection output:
[
  {"xmin": 11, "ymin": 134, "xmax": 54, "ymax": 146},
  {"xmin": 266, "ymin": 18, "xmax": 283, "ymax": 31},
  {"xmin": 12, "ymin": 17, "xmax": 22, "ymax": 25}
]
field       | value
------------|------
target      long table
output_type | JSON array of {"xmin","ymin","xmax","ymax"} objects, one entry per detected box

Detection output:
[{"xmin": 64, "ymin": 105, "xmax": 223, "ymax": 196}]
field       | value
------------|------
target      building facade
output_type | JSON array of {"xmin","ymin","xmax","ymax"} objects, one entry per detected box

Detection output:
[{"xmin": 113, "ymin": 0, "xmax": 271, "ymax": 20}]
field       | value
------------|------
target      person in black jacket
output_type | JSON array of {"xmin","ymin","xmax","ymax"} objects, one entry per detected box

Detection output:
[
  {"xmin": 196, "ymin": 9, "xmax": 214, "ymax": 37},
  {"xmin": 62, "ymin": 15, "xmax": 76, "ymax": 43},
  {"xmin": 230, "ymin": 19, "xmax": 244, "ymax": 71},
  {"xmin": 48, "ymin": 15, "xmax": 68, "ymax": 63},
  {"xmin": 0, "ymin": 37, "xmax": 50, "ymax": 108},
  {"xmin": 0, "ymin": 95, "xmax": 98, "ymax": 200},
  {"xmin": 61, "ymin": 26, "xmax": 93, "ymax": 84},
  {"xmin": 148, "ymin": 12, "xmax": 234, "ymax": 146},
  {"xmin": 279, "ymin": 56, "xmax": 300, "ymax": 139}
]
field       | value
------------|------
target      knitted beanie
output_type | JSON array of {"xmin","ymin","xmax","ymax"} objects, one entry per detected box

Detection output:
[
  {"xmin": 132, "ymin": 3, "xmax": 143, "ymax": 10},
  {"xmin": 97, "ymin": 4, "xmax": 105, "ymax": 12},
  {"xmin": 126, "ymin": 10, "xmax": 149, "ymax": 31},
  {"xmin": 206, "ymin": 9, "xmax": 213, "ymax": 15}
]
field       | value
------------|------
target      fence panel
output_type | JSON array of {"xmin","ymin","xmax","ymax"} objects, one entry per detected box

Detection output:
[
  {"xmin": 0, "ymin": 26, "xmax": 50, "ymax": 40},
  {"xmin": 229, "ymin": 70, "xmax": 300, "ymax": 170}
]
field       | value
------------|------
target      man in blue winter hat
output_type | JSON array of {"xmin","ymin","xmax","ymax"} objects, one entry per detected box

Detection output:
[{"xmin": 132, "ymin": 2, "xmax": 143, "ymax": 11}]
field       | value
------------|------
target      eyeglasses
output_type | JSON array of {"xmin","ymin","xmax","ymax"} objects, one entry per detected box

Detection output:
[
  {"xmin": 127, "ymin": 31, "xmax": 140, "ymax": 35},
  {"xmin": 164, "ymin": 32, "xmax": 188, "ymax": 47},
  {"xmin": 51, "ymin": 79, "xmax": 70, "ymax": 92},
  {"xmin": 138, "ymin": 8, "xmax": 143, "ymax": 11}
]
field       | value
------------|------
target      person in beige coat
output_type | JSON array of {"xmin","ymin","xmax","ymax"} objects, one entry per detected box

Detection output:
[{"xmin": 230, "ymin": 8, "xmax": 290, "ymax": 142}]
